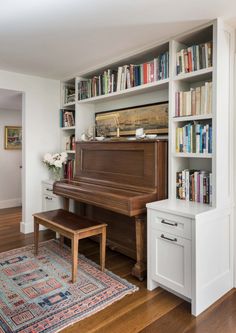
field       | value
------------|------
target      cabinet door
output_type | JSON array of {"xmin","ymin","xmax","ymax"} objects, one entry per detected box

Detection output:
[
  {"xmin": 42, "ymin": 195, "xmax": 61, "ymax": 211},
  {"xmin": 150, "ymin": 229, "xmax": 191, "ymax": 298}
]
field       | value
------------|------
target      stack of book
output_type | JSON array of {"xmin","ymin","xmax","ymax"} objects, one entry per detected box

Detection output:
[
  {"xmin": 60, "ymin": 110, "xmax": 75, "ymax": 127},
  {"xmin": 64, "ymin": 86, "xmax": 75, "ymax": 104},
  {"xmin": 175, "ymin": 81, "xmax": 212, "ymax": 117},
  {"xmin": 176, "ymin": 169, "xmax": 212, "ymax": 205},
  {"xmin": 64, "ymin": 159, "xmax": 75, "ymax": 180},
  {"xmin": 77, "ymin": 51, "xmax": 169, "ymax": 100},
  {"xmin": 176, "ymin": 41, "xmax": 212, "ymax": 75},
  {"xmin": 176, "ymin": 122, "xmax": 212, "ymax": 154}
]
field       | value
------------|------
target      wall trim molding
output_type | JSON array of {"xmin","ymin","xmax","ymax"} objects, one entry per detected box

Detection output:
[
  {"xmin": 20, "ymin": 221, "xmax": 47, "ymax": 234},
  {"xmin": 0, "ymin": 198, "xmax": 21, "ymax": 209}
]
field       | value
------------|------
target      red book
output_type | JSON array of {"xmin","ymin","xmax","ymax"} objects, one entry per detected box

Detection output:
[
  {"xmin": 143, "ymin": 63, "xmax": 148, "ymax": 84},
  {"xmin": 188, "ymin": 48, "xmax": 193, "ymax": 72}
]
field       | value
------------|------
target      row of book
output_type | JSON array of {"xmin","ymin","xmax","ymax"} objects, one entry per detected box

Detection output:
[
  {"xmin": 176, "ymin": 169, "xmax": 212, "ymax": 205},
  {"xmin": 64, "ymin": 159, "xmax": 75, "ymax": 180},
  {"xmin": 176, "ymin": 123, "xmax": 212, "ymax": 154},
  {"xmin": 64, "ymin": 86, "xmax": 75, "ymax": 104},
  {"xmin": 176, "ymin": 41, "xmax": 212, "ymax": 75},
  {"xmin": 77, "ymin": 52, "xmax": 169, "ymax": 100},
  {"xmin": 175, "ymin": 81, "xmax": 212, "ymax": 117},
  {"xmin": 60, "ymin": 110, "xmax": 75, "ymax": 128}
]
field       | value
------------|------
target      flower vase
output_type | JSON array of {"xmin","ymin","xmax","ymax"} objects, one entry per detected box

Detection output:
[{"xmin": 49, "ymin": 168, "xmax": 62, "ymax": 181}]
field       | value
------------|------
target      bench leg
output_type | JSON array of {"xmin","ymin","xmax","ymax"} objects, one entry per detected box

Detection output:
[
  {"xmin": 34, "ymin": 220, "xmax": 39, "ymax": 256},
  {"xmin": 60, "ymin": 236, "xmax": 64, "ymax": 248},
  {"xmin": 71, "ymin": 236, "xmax": 78, "ymax": 283},
  {"xmin": 100, "ymin": 227, "xmax": 106, "ymax": 272}
]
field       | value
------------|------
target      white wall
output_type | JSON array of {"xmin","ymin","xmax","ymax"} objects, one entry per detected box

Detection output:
[
  {"xmin": 0, "ymin": 108, "xmax": 22, "ymax": 208},
  {"xmin": 0, "ymin": 70, "xmax": 60, "ymax": 233}
]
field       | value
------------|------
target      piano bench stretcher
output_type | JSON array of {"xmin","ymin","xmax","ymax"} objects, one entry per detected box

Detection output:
[{"xmin": 33, "ymin": 209, "xmax": 107, "ymax": 283}]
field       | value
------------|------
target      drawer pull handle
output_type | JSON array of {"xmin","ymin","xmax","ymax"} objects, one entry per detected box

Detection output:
[
  {"xmin": 161, "ymin": 219, "xmax": 178, "ymax": 227},
  {"xmin": 161, "ymin": 234, "xmax": 177, "ymax": 242},
  {"xmin": 46, "ymin": 188, "xmax": 53, "ymax": 191},
  {"xmin": 45, "ymin": 196, "xmax": 53, "ymax": 200}
]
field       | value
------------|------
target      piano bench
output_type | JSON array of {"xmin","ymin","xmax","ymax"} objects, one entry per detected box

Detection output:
[{"xmin": 33, "ymin": 209, "xmax": 107, "ymax": 283}]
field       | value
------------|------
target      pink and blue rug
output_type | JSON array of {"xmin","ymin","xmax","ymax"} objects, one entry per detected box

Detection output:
[{"xmin": 0, "ymin": 240, "xmax": 138, "ymax": 333}]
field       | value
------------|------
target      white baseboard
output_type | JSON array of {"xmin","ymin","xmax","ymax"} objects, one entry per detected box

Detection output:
[
  {"xmin": 0, "ymin": 198, "xmax": 21, "ymax": 209},
  {"xmin": 20, "ymin": 221, "xmax": 47, "ymax": 234}
]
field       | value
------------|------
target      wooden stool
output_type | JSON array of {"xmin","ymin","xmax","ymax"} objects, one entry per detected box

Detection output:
[{"xmin": 33, "ymin": 209, "xmax": 107, "ymax": 283}]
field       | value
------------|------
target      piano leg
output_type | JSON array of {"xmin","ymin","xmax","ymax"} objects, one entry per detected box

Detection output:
[
  {"xmin": 63, "ymin": 197, "xmax": 70, "ymax": 211},
  {"xmin": 132, "ymin": 214, "xmax": 146, "ymax": 281}
]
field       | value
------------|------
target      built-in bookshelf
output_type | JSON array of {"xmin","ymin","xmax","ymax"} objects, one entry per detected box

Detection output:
[
  {"xmin": 60, "ymin": 78, "xmax": 76, "ymax": 179},
  {"xmin": 77, "ymin": 51, "xmax": 169, "ymax": 101},
  {"xmin": 60, "ymin": 19, "xmax": 233, "ymax": 212}
]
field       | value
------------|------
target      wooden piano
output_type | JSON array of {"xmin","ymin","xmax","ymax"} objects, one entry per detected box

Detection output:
[{"xmin": 53, "ymin": 140, "xmax": 168, "ymax": 280}]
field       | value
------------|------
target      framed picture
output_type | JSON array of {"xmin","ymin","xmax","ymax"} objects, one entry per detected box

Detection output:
[
  {"xmin": 4, "ymin": 126, "xmax": 22, "ymax": 150},
  {"xmin": 95, "ymin": 102, "xmax": 168, "ymax": 137}
]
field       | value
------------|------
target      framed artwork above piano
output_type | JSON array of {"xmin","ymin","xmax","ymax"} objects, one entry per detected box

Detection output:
[{"xmin": 95, "ymin": 102, "xmax": 168, "ymax": 138}]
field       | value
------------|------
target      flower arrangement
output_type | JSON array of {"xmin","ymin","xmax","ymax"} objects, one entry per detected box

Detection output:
[{"xmin": 43, "ymin": 152, "xmax": 68, "ymax": 180}]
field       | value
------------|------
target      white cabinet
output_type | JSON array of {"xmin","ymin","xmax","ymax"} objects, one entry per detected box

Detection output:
[
  {"xmin": 147, "ymin": 199, "xmax": 233, "ymax": 317},
  {"xmin": 42, "ymin": 180, "xmax": 62, "ymax": 211}
]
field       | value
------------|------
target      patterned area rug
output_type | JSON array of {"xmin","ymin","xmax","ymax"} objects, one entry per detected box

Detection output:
[{"xmin": 0, "ymin": 240, "xmax": 138, "ymax": 333}]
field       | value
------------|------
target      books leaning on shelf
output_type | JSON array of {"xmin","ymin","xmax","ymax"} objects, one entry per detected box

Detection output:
[
  {"xmin": 60, "ymin": 110, "xmax": 75, "ymax": 127},
  {"xmin": 64, "ymin": 86, "xmax": 75, "ymax": 104},
  {"xmin": 176, "ymin": 169, "xmax": 212, "ymax": 205},
  {"xmin": 175, "ymin": 81, "xmax": 212, "ymax": 117},
  {"xmin": 64, "ymin": 159, "xmax": 75, "ymax": 180},
  {"xmin": 78, "ymin": 51, "xmax": 169, "ymax": 100},
  {"xmin": 176, "ymin": 41, "xmax": 212, "ymax": 75},
  {"xmin": 176, "ymin": 122, "xmax": 212, "ymax": 154}
]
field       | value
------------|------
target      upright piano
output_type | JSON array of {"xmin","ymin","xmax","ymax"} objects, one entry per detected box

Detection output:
[{"xmin": 53, "ymin": 140, "xmax": 168, "ymax": 280}]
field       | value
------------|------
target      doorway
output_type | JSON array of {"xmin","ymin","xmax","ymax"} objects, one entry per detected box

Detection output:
[{"xmin": 0, "ymin": 89, "xmax": 23, "ymax": 227}]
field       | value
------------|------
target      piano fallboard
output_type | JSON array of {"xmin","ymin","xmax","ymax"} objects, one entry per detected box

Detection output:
[{"xmin": 54, "ymin": 179, "xmax": 157, "ymax": 216}]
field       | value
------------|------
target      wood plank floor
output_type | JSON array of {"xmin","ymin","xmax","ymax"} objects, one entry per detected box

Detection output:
[{"xmin": 0, "ymin": 207, "xmax": 236, "ymax": 333}]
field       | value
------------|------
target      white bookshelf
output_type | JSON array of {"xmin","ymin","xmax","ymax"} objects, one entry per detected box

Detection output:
[
  {"xmin": 60, "ymin": 19, "xmax": 235, "ymax": 316},
  {"xmin": 60, "ymin": 79, "xmax": 76, "ymax": 159}
]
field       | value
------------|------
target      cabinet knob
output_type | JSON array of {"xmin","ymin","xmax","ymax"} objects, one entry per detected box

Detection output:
[
  {"xmin": 45, "ymin": 196, "xmax": 53, "ymax": 200},
  {"xmin": 161, "ymin": 219, "xmax": 178, "ymax": 227},
  {"xmin": 46, "ymin": 188, "xmax": 53, "ymax": 191},
  {"xmin": 161, "ymin": 234, "xmax": 177, "ymax": 242}
]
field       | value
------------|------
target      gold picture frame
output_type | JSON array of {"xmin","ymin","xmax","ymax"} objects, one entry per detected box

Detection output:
[
  {"xmin": 4, "ymin": 126, "xmax": 22, "ymax": 150},
  {"xmin": 95, "ymin": 102, "xmax": 168, "ymax": 137}
]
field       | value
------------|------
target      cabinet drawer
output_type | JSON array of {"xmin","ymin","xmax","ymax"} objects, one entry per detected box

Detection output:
[
  {"xmin": 42, "ymin": 183, "xmax": 55, "ymax": 197},
  {"xmin": 42, "ymin": 194, "xmax": 61, "ymax": 211},
  {"xmin": 149, "ymin": 210, "xmax": 192, "ymax": 240}
]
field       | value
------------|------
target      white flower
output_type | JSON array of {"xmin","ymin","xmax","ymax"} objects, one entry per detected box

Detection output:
[
  {"xmin": 54, "ymin": 160, "xmax": 62, "ymax": 168},
  {"xmin": 43, "ymin": 153, "xmax": 52, "ymax": 163},
  {"xmin": 43, "ymin": 151, "xmax": 68, "ymax": 171}
]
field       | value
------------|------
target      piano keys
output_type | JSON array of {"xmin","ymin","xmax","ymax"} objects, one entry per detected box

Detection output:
[{"xmin": 53, "ymin": 140, "xmax": 168, "ymax": 280}]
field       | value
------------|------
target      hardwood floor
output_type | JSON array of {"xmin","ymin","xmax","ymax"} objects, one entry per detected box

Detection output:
[{"xmin": 0, "ymin": 207, "xmax": 236, "ymax": 333}]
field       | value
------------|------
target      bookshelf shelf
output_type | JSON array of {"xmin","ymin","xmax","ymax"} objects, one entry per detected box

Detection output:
[
  {"xmin": 172, "ymin": 152, "xmax": 212, "ymax": 158},
  {"xmin": 174, "ymin": 67, "xmax": 213, "ymax": 82},
  {"xmin": 62, "ymin": 101, "xmax": 76, "ymax": 108},
  {"xmin": 77, "ymin": 78, "xmax": 169, "ymax": 104},
  {"xmin": 61, "ymin": 126, "xmax": 76, "ymax": 131},
  {"xmin": 172, "ymin": 114, "xmax": 212, "ymax": 122},
  {"xmin": 65, "ymin": 150, "xmax": 75, "ymax": 154}
]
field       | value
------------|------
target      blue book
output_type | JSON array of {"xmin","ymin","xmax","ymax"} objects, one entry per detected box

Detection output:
[
  {"xmin": 209, "ymin": 126, "xmax": 212, "ymax": 153},
  {"xmin": 199, "ymin": 125, "xmax": 203, "ymax": 153}
]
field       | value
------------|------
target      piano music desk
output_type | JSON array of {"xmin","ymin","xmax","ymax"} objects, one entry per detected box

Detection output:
[{"xmin": 33, "ymin": 209, "xmax": 107, "ymax": 283}]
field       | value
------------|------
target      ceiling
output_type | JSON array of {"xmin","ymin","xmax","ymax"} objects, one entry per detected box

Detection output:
[
  {"xmin": 0, "ymin": 89, "xmax": 22, "ymax": 111},
  {"xmin": 0, "ymin": 0, "xmax": 236, "ymax": 80}
]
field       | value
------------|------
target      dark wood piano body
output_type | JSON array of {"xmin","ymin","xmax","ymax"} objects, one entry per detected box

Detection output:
[{"xmin": 53, "ymin": 140, "xmax": 168, "ymax": 279}]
